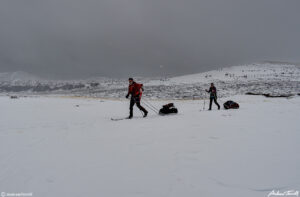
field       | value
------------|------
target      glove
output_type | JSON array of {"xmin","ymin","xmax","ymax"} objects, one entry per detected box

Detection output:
[{"xmin": 126, "ymin": 94, "xmax": 129, "ymax": 99}]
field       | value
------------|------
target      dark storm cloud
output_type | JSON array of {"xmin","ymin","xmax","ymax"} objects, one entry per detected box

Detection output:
[{"xmin": 0, "ymin": 0, "xmax": 300, "ymax": 79}]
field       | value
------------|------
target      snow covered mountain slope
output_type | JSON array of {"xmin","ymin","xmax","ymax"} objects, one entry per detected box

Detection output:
[
  {"xmin": 1, "ymin": 62, "xmax": 299, "ymax": 99},
  {"xmin": 0, "ymin": 95, "xmax": 299, "ymax": 197},
  {"xmin": 139, "ymin": 62, "xmax": 300, "ymax": 99},
  {"xmin": 165, "ymin": 62, "xmax": 300, "ymax": 84}
]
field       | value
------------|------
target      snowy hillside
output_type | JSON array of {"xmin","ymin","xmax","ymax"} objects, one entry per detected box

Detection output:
[
  {"xmin": 1, "ymin": 95, "xmax": 299, "ymax": 197},
  {"xmin": 1, "ymin": 62, "xmax": 299, "ymax": 99},
  {"xmin": 165, "ymin": 62, "xmax": 300, "ymax": 84}
]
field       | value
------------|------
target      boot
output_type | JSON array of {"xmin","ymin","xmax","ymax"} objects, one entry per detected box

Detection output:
[
  {"xmin": 143, "ymin": 111, "xmax": 148, "ymax": 118},
  {"xmin": 128, "ymin": 111, "xmax": 133, "ymax": 119}
]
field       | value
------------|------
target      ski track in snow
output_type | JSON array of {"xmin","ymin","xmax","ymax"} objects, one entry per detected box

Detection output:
[{"xmin": 0, "ymin": 95, "xmax": 300, "ymax": 197}]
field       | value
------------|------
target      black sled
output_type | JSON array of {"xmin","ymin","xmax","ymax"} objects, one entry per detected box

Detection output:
[
  {"xmin": 223, "ymin": 100, "xmax": 239, "ymax": 109},
  {"xmin": 159, "ymin": 103, "xmax": 178, "ymax": 115}
]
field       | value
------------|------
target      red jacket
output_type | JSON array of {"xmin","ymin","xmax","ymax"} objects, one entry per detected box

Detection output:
[{"xmin": 128, "ymin": 82, "xmax": 143, "ymax": 98}]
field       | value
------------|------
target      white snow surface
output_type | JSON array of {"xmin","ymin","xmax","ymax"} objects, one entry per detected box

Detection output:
[{"xmin": 1, "ymin": 95, "xmax": 299, "ymax": 197}]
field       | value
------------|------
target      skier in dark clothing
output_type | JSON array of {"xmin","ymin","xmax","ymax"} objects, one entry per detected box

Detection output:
[
  {"xmin": 206, "ymin": 83, "xmax": 220, "ymax": 110},
  {"xmin": 126, "ymin": 78, "xmax": 148, "ymax": 119}
]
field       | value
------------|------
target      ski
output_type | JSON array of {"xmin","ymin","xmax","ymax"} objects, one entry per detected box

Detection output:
[
  {"xmin": 111, "ymin": 116, "xmax": 148, "ymax": 121},
  {"xmin": 111, "ymin": 117, "xmax": 130, "ymax": 121},
  {"xmin": 199, "ymin": 109, "xmax": 223, "ymax": 112}
]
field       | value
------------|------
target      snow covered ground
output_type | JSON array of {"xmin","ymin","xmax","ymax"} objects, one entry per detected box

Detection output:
[{"xmin": 1, "ymin": 95, "xmax": 299, "ymax": 197}]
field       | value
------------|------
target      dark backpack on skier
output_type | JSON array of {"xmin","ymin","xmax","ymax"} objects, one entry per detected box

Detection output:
[
  {"xmin": 223, "ymin": 100, "xmax": 239, "ymax": 109},
  {"xmin": 159, "ymin": 103, "xmax": 178, "ymax": 115}
]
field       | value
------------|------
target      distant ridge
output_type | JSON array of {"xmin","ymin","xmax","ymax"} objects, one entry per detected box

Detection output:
[
  {"xmin": 161, "ymin": 62, "xmax": 300, "ymax": 85},
  {"xmin": 262, "ymin": 60, "xmax": 300, "ymax": 66},
  {"xmin": 0, "ymin": 62, "xmax": 299, "ymax": 99}
]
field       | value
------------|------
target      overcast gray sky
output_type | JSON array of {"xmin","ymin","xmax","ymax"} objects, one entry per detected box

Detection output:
[{"xmin": 0, "ymin": 0, "xmax": 299, "ymax": 79}]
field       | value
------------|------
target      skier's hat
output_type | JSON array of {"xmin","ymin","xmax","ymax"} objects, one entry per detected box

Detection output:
[{"xmin": 128, "ymin": 77, "xmax": 133, "ymax": 81}]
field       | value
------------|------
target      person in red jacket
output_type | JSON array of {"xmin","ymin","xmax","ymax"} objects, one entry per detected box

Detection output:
[{"xmin": 126, "ymin": 78, "xmax": 148, "ymax": 119}]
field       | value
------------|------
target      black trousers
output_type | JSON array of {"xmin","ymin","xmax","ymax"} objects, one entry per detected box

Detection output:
[
  {"xmin": 130, "ymin": 96, "xmax": 147, "ymax": 116},
  {"xmin": 209, "ymin": 97, "xmax": 220, "ymax": 110}
]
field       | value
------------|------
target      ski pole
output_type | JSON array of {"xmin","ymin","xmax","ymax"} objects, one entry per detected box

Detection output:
[
  {"xmin": 142, "ymin": 101, "xmax": 159, "ymax": 114},
  {"xmin": 142, "ymin": 99, "xmax": 156, "ymax": 110},
  {"xmin": 143, "ymin": 98, "xmax": 159, "ymax": 112},
  {"xmin": 142, "ymin": 102, "xmax": 157, "ymax": 113},
  {"xmin": 145, "ymin": 102, "xmax": 159, "ymax": 114},
  {"xmin": 141, "ymin": 98, "xmax": 159, "ymax": 114}
]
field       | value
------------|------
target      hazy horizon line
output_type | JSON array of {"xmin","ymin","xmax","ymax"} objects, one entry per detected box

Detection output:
[{"xmin": 1, "ymin": 60, "xmax": 299, "ymax": 81}]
